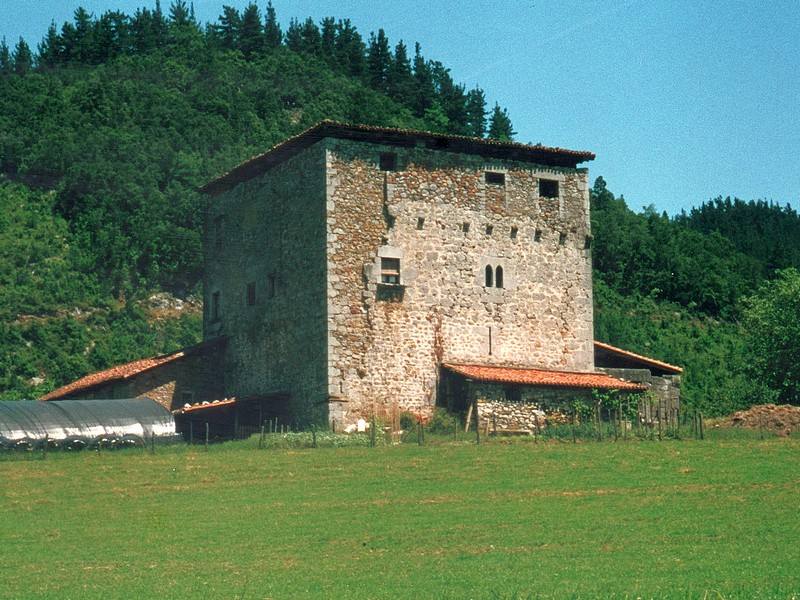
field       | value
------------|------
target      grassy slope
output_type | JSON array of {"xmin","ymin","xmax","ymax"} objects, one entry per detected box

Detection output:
[{"xmin": 2, "ymin": 439, "xmax": 799, "ymax": 599}]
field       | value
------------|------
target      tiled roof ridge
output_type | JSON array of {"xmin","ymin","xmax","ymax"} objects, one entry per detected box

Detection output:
[{"xmin": 593, "ymin": 341, "xmax": 683, "ymax": 374}]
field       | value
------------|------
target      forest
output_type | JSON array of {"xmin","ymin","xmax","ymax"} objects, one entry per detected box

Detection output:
[{"xmin": 1, "ymin": 1, "xmax": 799, "ymax": 415}]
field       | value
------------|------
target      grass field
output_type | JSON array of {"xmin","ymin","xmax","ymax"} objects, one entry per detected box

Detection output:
[{"xmin": 2, "ymin": 437, "xmax": 799, "ymax": 599}]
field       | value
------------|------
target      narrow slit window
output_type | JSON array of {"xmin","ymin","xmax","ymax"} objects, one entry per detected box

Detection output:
[
  {"xmin": 485, "ymin": 171, "xmax": 505, "ymax": 186},
  {"xmin": 559, "ymin": 232, "xmax": 567, "ymax": 246},
  {"xmin": 379, "ymin": 152, "xmax": 397, "ymax": 172},
  {"xmin": 485, "ymin": 265, "xmax": 494, "ymax": 287},
  {"xmin": 495, "ymin": 266, "xmax": 504, "ymax": 288},
  {"xmin": 510, "ymin": 226, "xmax": 518, "ymax": 239},
  {"xmin": 246, "ymin": 282, "xmax": 256, "ymax": 306},
  {"xmin": 214, "ymin": 216, "xmax": 223, "ymax": 250},
  {"xmin": 584, "ymin": 235, "xmax": 593, "ymax": 250},
  {"xmin": 485, "ymin": 224, "xmax": 493, "ymax": 236},
  {"xmin": 211, "ymin": 291, "xmax": 220, "ymax": 320},
  {"xmin": 416, "ymin": 217, "xmax": 425, "ymax": 230},
  {"xmin": 534, "ymin": 229, "xmax": 542, "ymax": 242},
  {"xmin": 380, "ymin": 257, "xmax": 401, "ymax": 284},
  {"xmin": 540, "ymin": 179, "xmax": 559, "ymax": 199},
  {"xmin": 462, "ymin": 222, "xmax": 470, "ymax": 234}
]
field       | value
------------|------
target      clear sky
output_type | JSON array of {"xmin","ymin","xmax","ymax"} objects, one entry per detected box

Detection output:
[{"xmin": 2, "ymin": 0, "xmax": 798, "ymax": 216}]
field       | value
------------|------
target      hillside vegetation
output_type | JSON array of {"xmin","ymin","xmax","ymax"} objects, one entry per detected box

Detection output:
[{"xmin": 1, "ymin": 2, "xmax": 799, "ymax": 413}]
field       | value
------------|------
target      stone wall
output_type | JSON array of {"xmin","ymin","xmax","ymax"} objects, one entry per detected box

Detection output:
[
  {"xmin": 598, "ymin": 367, "xmax": 681, "ymax": 425},
  {"xmin": 325, "ymin": 138, "xmax": 594, "ymax": 425},
  {"xmin": 473, "ymin": 382, "xmax": 595, "ymax": 432},
  {"xmin": 204, "ymin": 145, "xmax": 330, "ymax": 426}
]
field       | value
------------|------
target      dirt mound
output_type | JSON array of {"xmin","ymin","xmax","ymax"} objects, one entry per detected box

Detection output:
[{"xmin": 726, "ymin": 404, "xmax": 800, "ymax": 437}]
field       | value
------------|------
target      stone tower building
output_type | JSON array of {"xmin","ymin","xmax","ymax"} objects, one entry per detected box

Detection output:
[{"xmin": 200, "ymin": 121, "xmax": 646, "ymax": 428}]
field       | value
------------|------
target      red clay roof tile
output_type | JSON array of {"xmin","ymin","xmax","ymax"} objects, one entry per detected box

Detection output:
[{"xmin": 443, "ymin": 363, "xmax": 647, "ymax": 391}]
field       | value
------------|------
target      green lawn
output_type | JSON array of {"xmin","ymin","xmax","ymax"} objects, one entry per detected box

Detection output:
[{"xmin": 2, "ymin": 438, "xmax": 799, "ymax": 599}]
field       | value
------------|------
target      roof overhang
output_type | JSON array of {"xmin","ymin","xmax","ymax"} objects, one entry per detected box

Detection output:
[
  {"xmin": 444, "ymin": 363, "xmax": 647, "ymax": 392},
  {"xmin": 593, "ymin": 341, "xmax": 683, "ymax": 375},
  {"xmin": 200, "ymin": 121, "xmax": 596, "ymax": 196}
]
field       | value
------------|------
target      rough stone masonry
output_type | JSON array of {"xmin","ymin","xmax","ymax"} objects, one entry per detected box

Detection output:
[{"xmin": 202, "ymin": 122, "xmax": 596, "ymax": 428}]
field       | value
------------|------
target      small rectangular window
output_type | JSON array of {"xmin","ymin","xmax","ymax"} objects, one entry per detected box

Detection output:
[
  {"xmin": 380, "ymin": 257, "xmax": 401, "ymax": 284},
  {"xmin": 540, "ymin": 179, "xmax": 559, "ymax": 199},
  {"xmin": 462, "ymin": 222, "xmax": 470, "ymax": 234},
  {"xmin": 416, "ymin": 217, "xmax": 425, "ymax": 230},
  {"xmin": 504, "ymin": 385, "xmax": 522, "ymax": 403},
  {"xmin": 379, "ymin": 152, "xmax": 397, "ymax": 172},
  {"xmin": 559, "ymin": 232, "xmax": 567, "ymax": 246},
  {"xmin": 485, "ymin": 224, "xmax": 493, "ymax": 236},
  {"xmin": 534, "ymin": 229, "xmax": 542, "ymax": 242},
  {"xmin": 246, "ymin": 282, "xmax": 256, "ymax": 306},
  {"xmin": 211, "ymin": 291, "xmax": 220, "ymax": 320},
  {"xmin": 214, "ymin": 216, "xmax": 223, "ymax": 250},
  {"xmin": 510, "ymin": 226, "xmax": 518, "ymax": 239},
  {"xmin": 485, "ymin": 171, "xmax": 505, "ymax": 186},
  {"xmin": 584, "ymin": 235, "xmax": 593, "ymax": 250}
]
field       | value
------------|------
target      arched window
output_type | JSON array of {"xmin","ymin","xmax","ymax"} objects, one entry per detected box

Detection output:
[
  {"xmin": 485, "ymin": 264, "xmax": 493, "ymax": 287},
  {"xmin": 495, "ymin": 266, "xmax": 504, "ymax": 289}
]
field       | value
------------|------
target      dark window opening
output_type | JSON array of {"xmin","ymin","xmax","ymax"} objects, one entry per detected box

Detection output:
[
  {"xmin": 510, "ymin": 226, "xmax": 518, "ymax": 239},
  {"xmin": 495, "ymin": 266, "xmax": 504, "ymax": 288},
  {"xmin": 246, "ymin": 282, "xmax": 256, "ymax": 306},
  {"xmin": 534, "ymin": 229, "xmax": 542, "ymax": 242},
  {"xmin": 540, "ymin": 179, "xmax": 559, "ymax": 199},
  {"xmin": 214, "ymin": 216, "xmax": 223, "ymax": 250},
  {"xmin": 379, "ymin": 152, "xmax": 397, "ymax": 171},
  {"xmin": 380, "ymin": 257, "xmax": 401, "ymax": 284},
  {"xmin": 485, "ymin": 265, "xmax": 494, "ymax": 287},
  {"xmin": 559, "ymin": 232, "xmax": 567, "ymax": 246},
  {"xmin": 416, "ymin": 217, "xmax": 425, "ymax": 230},
  {"xmin": 584, "ymin": 235, "xmax": 593, "ymax": 250},
  {"xmin": 485, "ymin": 171, "xmax": 505, "ymax": 186},
  {"xmin": 504, "ymin": 385, "xmax": 522, "ymax": 403},
  {"xmin": 211, "ymin": 291, "xmax": 220, "ymax": 320},
  {"xmin": 462, "ymin": 222, "xmax": 470, "ymax": 234},
  {"xmin": 485, "ymin": 224, "xmax": 493, "ymax": 236}
]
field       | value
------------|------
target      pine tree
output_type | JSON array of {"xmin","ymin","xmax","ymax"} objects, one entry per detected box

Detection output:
[
  {"xmin": 214, "ymin": 5, "xmax": 241, "ymax": 51},
  {"xmin": 487, "ymin": 103, "xmax": 516, "ymax": 141},
  {"xmin": 367, "ymin": 29, "xmax": 392, "ymax": 93},
  {"xmin": 264, "ymin": 1, "xmax": 282, "ymax": 49},
  {"xmin": 37, "ymin": 23, "xmax": 64, "ymax": 67},
  {"xmin": 412, "ymin": 43, "xmax": 435, "ymax": 118},
  {"xmin": 465, "ymin": 86, "xmax": 487, "ymax": 138},
  {"xmin": 284, "ymin": 18, "xmax": 303, "ymax": 52},
  {"xmin": 0, "ymin": 38, "xmax": 11, "ymax": 75},
  {"xmin": 239, "ymin": 3, "xmax": 264, "ymax": 58},
  {"xmin": 334, "ymin": 19, "xmax": 365, "ymax": 78},
  {"xmin": 12, "ymin": 38, "xmax": 33, "ymax": 75},
  {"xmin": 388, "ymin": 40, "xmax": 413, "ymax": 102},
  {"xmin": 320, "ymin": 17, "xmax": 336, "ymax": 66}
]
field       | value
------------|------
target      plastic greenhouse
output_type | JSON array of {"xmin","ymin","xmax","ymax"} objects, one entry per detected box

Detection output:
[{"xmin": 0, "ymin": 398, "xmax": 183, "ymax": 451}]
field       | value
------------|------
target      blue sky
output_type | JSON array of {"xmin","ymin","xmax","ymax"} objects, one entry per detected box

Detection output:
[{"xmin": 2, "ymin": 0, "xmax": 798, "ymax": 216}]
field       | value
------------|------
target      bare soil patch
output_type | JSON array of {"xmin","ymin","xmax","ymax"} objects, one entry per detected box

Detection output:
[{"xmin": 725, "ymin": 404, "xmax": 800, "ymax": 437}]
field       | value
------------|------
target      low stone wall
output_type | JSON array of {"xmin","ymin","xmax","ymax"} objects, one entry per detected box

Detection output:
[{"xmin": 473, "ymin": 382, "xmax": 596, "ymax": 432}]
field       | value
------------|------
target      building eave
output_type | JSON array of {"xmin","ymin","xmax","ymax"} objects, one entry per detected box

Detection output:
[{"xmin": 200, "ymin": 121, "xmax": 596, "ymax": 196}]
